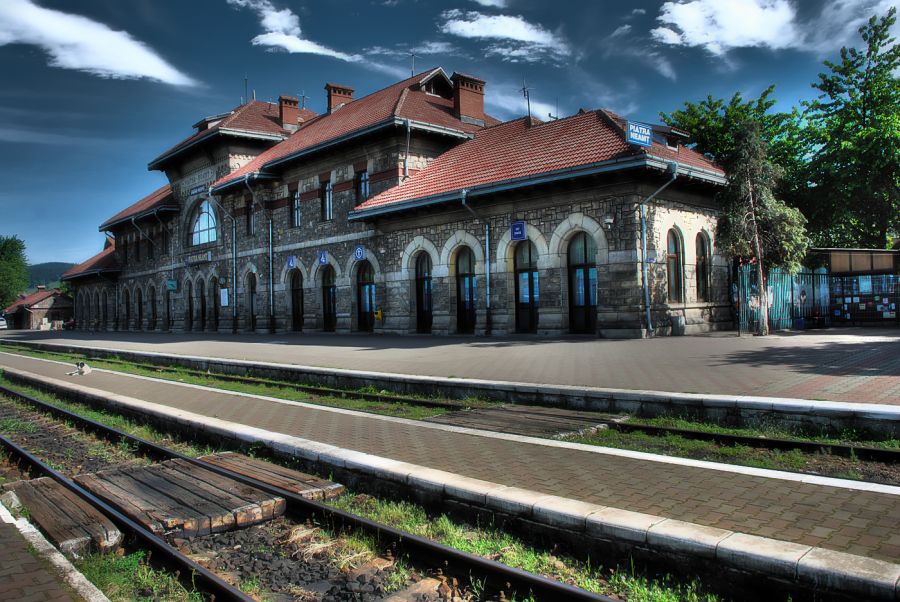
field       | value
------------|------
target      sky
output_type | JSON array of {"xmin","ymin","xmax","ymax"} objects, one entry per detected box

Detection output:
[{"xmin": 1, "ymin": 0, "xmax": 895, "ymax": 265}]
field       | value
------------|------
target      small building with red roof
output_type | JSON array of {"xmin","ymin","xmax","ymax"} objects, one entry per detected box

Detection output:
[
  {"xmin": 2, "ymin": 286, "xmax": 72, "ymax": 330},
  {"xmin": 67, "ymin": 68, "xmax": 730, "ymax": 338}
]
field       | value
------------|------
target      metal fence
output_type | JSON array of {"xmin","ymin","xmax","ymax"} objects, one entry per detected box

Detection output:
[{"xmin": 737, "ymin": 265, "xmax": 831, "ymax": 334}]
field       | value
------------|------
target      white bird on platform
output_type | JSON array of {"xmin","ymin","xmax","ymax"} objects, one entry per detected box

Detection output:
[{"xmin": 65, "ymin": 362, "xmax": 92, "ymax": 376}]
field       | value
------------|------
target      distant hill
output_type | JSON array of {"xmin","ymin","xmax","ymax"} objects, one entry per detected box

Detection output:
[{"xmin": 27, "ymin": 262, "xmax": 75, "ymax": 290}]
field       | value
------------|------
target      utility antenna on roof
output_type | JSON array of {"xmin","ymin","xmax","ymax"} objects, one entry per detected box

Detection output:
[
  {"xmin": 520, "ymin": 78, "xmax": 532, "ymax": 121},
  {"xmin": 244, "ymin": 76, "xmax": 248, "ymax": 106},
  {"xmin": 299, "ymin": 90, "xmax": 308, "ymax": 109},
  {"xmin": 409, "ymin": 52, "xmax": 417, "ymax": 77},
  {"xmin": 252, "ymin": 89, "xmax": 256, "ymax": 101}
]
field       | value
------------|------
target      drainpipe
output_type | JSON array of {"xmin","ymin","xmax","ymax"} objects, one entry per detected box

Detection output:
[
  {"xmin": 640, "ymin": 161, "xmax": 679, "ymax": 337},
  {"xmin": 403, "ymin": 119, "xmax": 411, "ymax": 180},
  {"xmin": 207, "ymin": 188, "xmax": 238, "ymax": 333},
  {"xmin": 244, "ymin": 174, "xmax": 275, "ymax": 333},
  {"xmin": 461, "ymin": 189, "xmax": 492, "ymax": 335}
]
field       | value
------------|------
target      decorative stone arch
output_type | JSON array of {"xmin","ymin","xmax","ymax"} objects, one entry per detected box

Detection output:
[
  {"xmin": 494, "ymin": 223, "xmax": 550, "ymax": 273},
  {"xmin": 439, "ymin": 231, "xmax": 485, "ymax": 275},
  {"xmin": 309, "ymin": 252, "xmax": 342, "ymax": 286},
  {"xmin": 278, "ymin": 257, "xmax": 310, "ymax": 289},
  {"xmin": 344, "ymin": 248, "xmax": 384, "ymax": 284},
  {"xmin": 181, "ymin": 196, "xmax": 220, "ymax": 247},
  {"xmin": 400, "ymin": 236, "xmax": 441, "ymax": 279},
  {"xmin": 548, "ymin": 213, "xmax": 609, "ymax": 268}
]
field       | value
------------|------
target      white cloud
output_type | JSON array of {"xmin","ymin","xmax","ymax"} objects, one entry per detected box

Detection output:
[
  {"xmin": 365, "ymin": 40, "xmax": 457, "ymax": 57},
  {"xmin": 601, "ymin": 23, "xmax": 676, "ymax": 80},
  {"xmin": 651, "ymin": 0, "xmax": 798, "ymax": 56},
  {"xmin": 0, "ymin": 0, "xmax": 196, "ymax": 86},
  {"xmin": 650, "ymin": 0, "xmax": 898, "ymax": 56},
  {"xmin": 485, "ymin": 87, "xmax": 558, "ymax": 120},
  {"xmin": 439, "ymin": 10, "xmax": 570, "ymax": 63},
  {"xmin": 631, "ymin": 9, "xmax": 647, "ymax": 16},
  {"xmin": 472, "ymin": 0, "xmax": 508, "ymax": 7}
]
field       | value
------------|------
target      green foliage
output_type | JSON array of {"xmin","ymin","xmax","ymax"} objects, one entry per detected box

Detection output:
[
  {"xmin": 717, "ymin": 122, "xmax": 809, "ymax": 273},
  {"xmin": 803, "ymin": 8, "xmax": 900, "ymax": 248},
  {"xmin": 0, "ymin": 236, "xmax": 28, "ymax": 310}
]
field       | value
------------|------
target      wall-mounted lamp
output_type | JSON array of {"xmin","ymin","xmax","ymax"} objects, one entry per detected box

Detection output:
[{"xmin": 602, "ymin": 214, "xmax": 616, "ymax": 230}]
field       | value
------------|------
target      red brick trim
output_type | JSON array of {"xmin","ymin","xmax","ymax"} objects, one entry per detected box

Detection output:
[
  {"xmin": 300, "ymin": 190, "xmax": 318, "ymax": 202},
  {"xmin": 370, "ymin": 167, "xmax": 400, "ymax": 184},
  {"xmin": 353, "ymin": 160, "xmax": 367, "ymax": 172},
  {"xmin": 287, "ymin": 181, "xmax": 299, "ymax": 193},
  {"xmin": 267, "ymin": 198, "xmax": 290, "ymax": 210},
  {"xmin": 318, "ymin": 172, "xmax": 330, "ymax": 183},
  {"xmin": 333, "ymin": 181, "xmax": 353, "ymax": 193}
]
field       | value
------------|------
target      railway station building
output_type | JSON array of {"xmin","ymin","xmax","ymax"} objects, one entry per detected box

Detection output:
[{"xmin": 64, "ymin": 68, "xmax": 730, "ymax": 337}]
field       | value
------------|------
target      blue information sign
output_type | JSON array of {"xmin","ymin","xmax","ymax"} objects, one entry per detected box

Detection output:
[
  {"xmin": 354, "ymin": 245, "xmax": 365, "ymax": 261},
  {"xmin": 287, "ymin": 255, "xmax": 296, "ymax": 269},
  {"xmin": 511, "ymin": 220, "xmax": 526, "ymax": 241},
  {"xmin": 318, "ymin": 250, "xmax": 328, "ymax": 265},
  {"xmin": 165, "ymin": 279, "xmax": 177, "ymax": 291},
  {"xmin": 626, "ymin": 121, "xmax": 653, "ymax": 147}
]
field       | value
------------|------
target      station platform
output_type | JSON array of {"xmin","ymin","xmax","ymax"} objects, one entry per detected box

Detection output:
[
  {"xmin": 1, "ymin": 350, "xmax": 898, "ymax": 589},
  {"xmin": 1, "ymin": 328, "xmax": 898, "ymax": 405}
]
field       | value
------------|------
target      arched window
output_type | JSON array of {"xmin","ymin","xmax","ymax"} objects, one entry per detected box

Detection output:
[
  {"xmin": 357, "ymin": 261, "xmax": 375, "ymax": 332},
  {"xmin": 667, "ymin": 229, "xmax": 684, "ymax": 303},
  {"xmin": 696, "ymin": 232, "xmax": 710, "ymax": 302},
  {"xmin": 456, "ymin": 247, "xmax": 476, "ymax": 334},
  {"xmin": 568, "ymin": 232, "xmax": 598, "ymax": 333},
  {"xmin": 190, "ymin": 200, "xmax": 217, "ymax": 246},
  {"xmin": 321, "ymin": 266, "xmax": 336, "ymax": 332},
  {"xmin": 415, "ymin": 253, "xmax": 433, "ymax": 333},
  {"xmin": 290, "ymin": 270, "xmax": 303, "ymax": 332},
  {"xmin": 514, "ymin": 240, "xmax": 539, "ymax": 333}
]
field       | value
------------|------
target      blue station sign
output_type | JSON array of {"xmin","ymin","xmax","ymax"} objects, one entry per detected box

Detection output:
[
  {"xmin": 354, "ymin": 245, "xmax": 365, "ymax": 261},
  {"xmin": 511, "ymin": 220, "xmax": 527, "ymax": 241},
  {"xmin": 626, "ymin": 121, "xmax": 653, "ymax": 147}
]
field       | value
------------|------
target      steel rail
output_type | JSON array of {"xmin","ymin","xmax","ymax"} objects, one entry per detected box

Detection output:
[
  {"xmin": 0, "ymin": 382, "xmax": 614, "ymax": 602},
  {"xmin": 0, "ymin": 432, "xmax": 255, "ymax": 602}
]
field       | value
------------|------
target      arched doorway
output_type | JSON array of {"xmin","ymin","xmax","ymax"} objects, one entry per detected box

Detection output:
[
  {"xmin": 290, "ymin": 269, "xmax": 303, "ymax": 332},
  {"xmin": 165, "ymin": 290, "xmax": 172, "ymax": 331},
  {"xmin": 136, "ymin": 288, "xmax": 144, "ymax": 331},
  {"xmin": 149, "ymin": 287, "xmax": 157, "ymax": 331},
  {"xmin": 210, "ymin": 277, "xmax": 220, "ymax": 332},
  {"xmin": 415, "ymin": 253, "xmax": 433, "ymax": 333},
  {"xmin": 247, "ymin": 273, "xmax": 258, "ymax": 331},
  {"xmin": 101, "ymin": 291, "xmax": 108, "ymax": 329},
  {"xmin": 185, "ymin": 281, "xmax": 193, "ymax": 331},
  {"xmin": 198, "ymin": 279, "xmax": 207, "ymax": 331},
  {"xmin": 93, "ymin": 293, "xmax": 100, "ymax": 329},
  {"xmin": 568, "ymin": 232, "xmax": 598, "ymax": 334},
  {"xmin": 321, "ymin": 266, "xmax": 336, "ymax": 332},
  {"xmin": 356, "ymin": 261, "xmax": 375, "ymax": 332},
  {"xmin": 514, "ymin": 240, "xmax": 539, "ymax": 333},
  {"xmin": 123, "ymin": 289, "xmax": 131, "ymax": 330},
  {"xmin": 456, "ymin": 247, "xmax": 476, "ymax": 334}
]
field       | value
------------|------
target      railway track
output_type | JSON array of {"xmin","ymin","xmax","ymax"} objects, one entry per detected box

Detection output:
[
  {"xmin": 0, "ymin": 382, "xmax": 613, "ymax": 602},
  {"xmin": 4, "ymin": 344, "xmax": 897, "ymax": 465}
]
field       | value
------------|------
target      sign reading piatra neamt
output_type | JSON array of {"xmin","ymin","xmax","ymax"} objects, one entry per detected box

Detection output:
[{"xmin": 626, "ymin": 121, "xmax": 653, "ymax": 147}]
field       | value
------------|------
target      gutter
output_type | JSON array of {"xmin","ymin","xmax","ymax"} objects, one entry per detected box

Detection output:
[
  {"xmin": 639, "ymin": 161, "xmax": 679, "ymax": 337},
  {"xmin": 149, "ymin": 128, "xmax": 287, "ymax": 171},
  {"xmin": 100, "ymin": 205, "xmax": 178, "ymax": 232}
]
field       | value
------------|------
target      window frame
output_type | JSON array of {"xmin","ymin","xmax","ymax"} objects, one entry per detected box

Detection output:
[
  {"xmin": 245, "ymin": 200, "xmax": 256, "ymax": 237},
  {"xmin": 356, "ymin": 170, "xmax": 370, "ymax": 205},
  {"xmin": 666, "ymin": 228, "xmax": 684, "ymax": 304},
  {"xmin": 190, "ymin": 200, "xmax": 218, "ymax": 246},
  {"xmin": 695, "ymin": 232, "xmax": 710, "ymax": 303},
  {"xmin": 320, "ymin": 181, "xmax": 333, "ymax": 221},
  {"xmin": 291, "ymin": 190, "xmax": 302, "ymax": 228}
]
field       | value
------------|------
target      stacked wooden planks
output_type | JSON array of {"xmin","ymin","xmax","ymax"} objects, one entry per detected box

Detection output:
[
  {"xmin": 8, "ymin": 477, "xmax": 122, "ymax": 558},
  {"xmin": 199, "ymin": 452, "xmax": 345, "ymax": 500},
  {"xmin": 75, "ymin": 458, "xmax": 285, "ymax": 537}
]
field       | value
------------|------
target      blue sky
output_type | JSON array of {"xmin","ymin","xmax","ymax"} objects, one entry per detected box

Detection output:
[{"xmin": 1, "ymin": 0, "xmax": 895, "ymax": 265}]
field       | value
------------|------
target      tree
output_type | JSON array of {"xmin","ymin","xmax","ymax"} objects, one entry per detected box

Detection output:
[
  {"xmin": 717, "ymin": 122, "xmax": 809, "ymax": 335},
  {"xmin": 804, "ymin": 8, "xmax": 900, "ymax": 248},
  {"xmin": 0, "ymin": 236, "xmax": 28, "ymax": 310}
]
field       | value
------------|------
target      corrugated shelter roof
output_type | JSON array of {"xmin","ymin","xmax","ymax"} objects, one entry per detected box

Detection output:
[
  {"xmin": 353, "ymin": 109, "xmax": 724, "ymax": 215},
  {"xmin": 3, "ymin": 289, "xmax": 60, "ymax": 315},
  {"xmin": 149, "ymin": 100, "xmax": 310, "ymax": 169},
  {"xmin": 212, "ymin": 68, "xmax": 498, "ymax": 191},
  {"xmin": 99, "ymin": 184, "xmax": 176, "ymax": 231},
  {"xmin": 61, "ymin": 239, "xmax": 120, "ymax": 281}
]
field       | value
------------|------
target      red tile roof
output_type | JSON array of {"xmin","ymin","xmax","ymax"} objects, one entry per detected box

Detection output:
[
  {"xmin": 61, "ymin": 239, "xmax": 120, "ymax": 281},
  {"xmin": 99, "ymin": 184, "xmax": 176, "ymax": 231},
  {"xmin": 353, "ymin": 109, "xmax": 725, "ymax": 215},
  {"xmin": 149, "ymin": 100, "xmax": 308, "ymax": 169},
  {"xmin": 3, "ymin": 288, "xmax": 60, "ymax": 315},
  {"xmin": 212, "ymin": 68, "xmax": 498, "ymax": 191}
]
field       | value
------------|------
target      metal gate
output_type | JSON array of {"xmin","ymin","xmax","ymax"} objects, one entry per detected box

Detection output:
[{"xmin": 737, "ymin": 265, "xmax": 831, "ymax": 334}]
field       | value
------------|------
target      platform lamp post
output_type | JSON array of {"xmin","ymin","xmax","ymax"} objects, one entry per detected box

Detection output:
[{"xmin": 206, "ymin": 189, "xmax": 239, "ymax": 334}]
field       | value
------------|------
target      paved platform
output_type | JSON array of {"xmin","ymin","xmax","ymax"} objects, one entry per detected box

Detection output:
[
  {"xmin": 1, "ymin": 352, "xmax": 898, "ymax": 568},
  {"xmin": 2, "ymin": 328, "xmax": 898, "ymax": 405},
  {"xmin": 0, "ymin": 507, "xmax": 83, "ymax": 602}
]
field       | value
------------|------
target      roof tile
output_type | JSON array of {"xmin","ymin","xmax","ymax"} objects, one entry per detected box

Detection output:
[
  {"xmin": 99, "ymin": 184, "xmax": 175, "ymax": 231},
  {"xmin": 61, "ymin": 239, "xmax": 120, "ymax": 281}
]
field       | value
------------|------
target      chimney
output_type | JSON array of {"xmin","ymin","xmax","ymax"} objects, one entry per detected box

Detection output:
[
  {"xmin": 279, "ymin": 95, "xmax": 299, "ymax": 131},
  {"xmin": 451, "ymin": 72, "xmax": 485, "ymax": 126},
  {"xmin": 36, "ymin": 285, "xmax": 46, "ymax": 291},
  {"xmin": 325, "ymin": 83, "xmax": 354, "ymax": 113}
]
